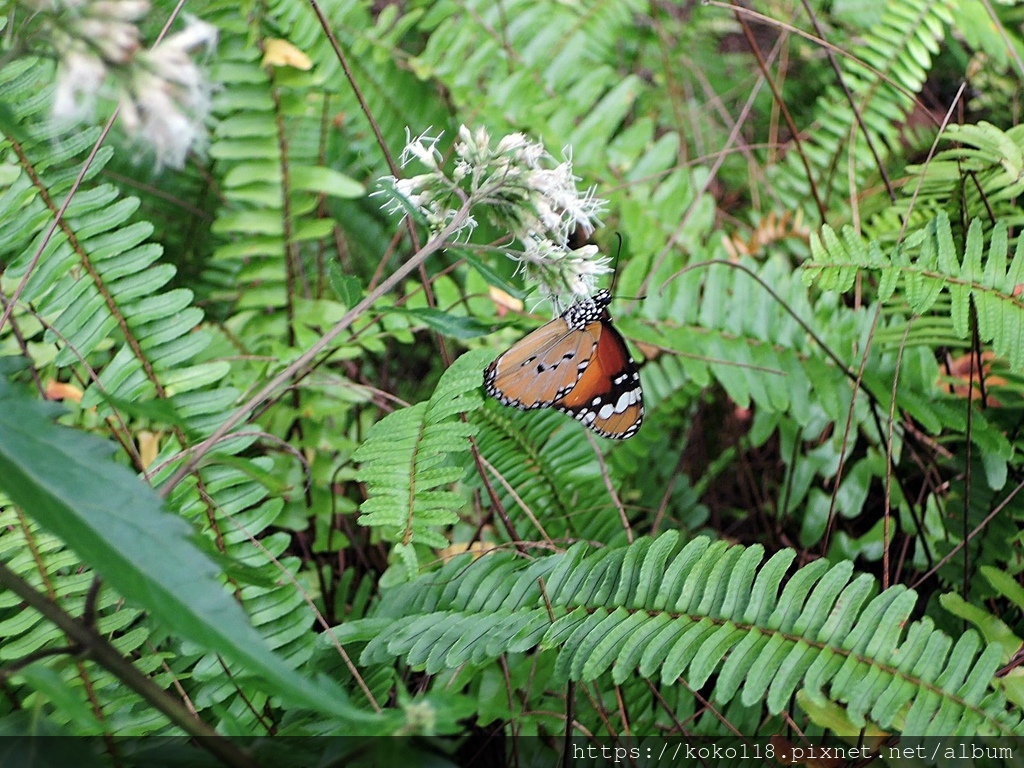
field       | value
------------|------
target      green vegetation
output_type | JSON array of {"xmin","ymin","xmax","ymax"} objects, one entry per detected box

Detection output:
[{"xmin": 2, "ymin": 0, "xmax": 1024, "ymax": 764}]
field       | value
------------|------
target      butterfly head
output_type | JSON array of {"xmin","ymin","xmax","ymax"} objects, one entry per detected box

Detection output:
[{"xmin": 562, "ymin": 289, "xmax": 612, "ymax": 330}]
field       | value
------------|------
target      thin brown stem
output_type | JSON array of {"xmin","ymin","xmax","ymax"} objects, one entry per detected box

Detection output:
[
  {"xmin": 160, "ymin": 199, "xmax": 473, "ymax": 495},
  {"xmin": 0, "ymin": 561, "xmax": 257, "ymax": 768}
]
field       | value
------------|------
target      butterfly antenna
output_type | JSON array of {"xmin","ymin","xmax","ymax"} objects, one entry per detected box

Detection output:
[
  {"xmin": 609, "ymin": 232, "xmax": 624, "ymax": 294},
  {"xmin": 607, "ymin": 235, "xmax": 647, "ymax": 302}
]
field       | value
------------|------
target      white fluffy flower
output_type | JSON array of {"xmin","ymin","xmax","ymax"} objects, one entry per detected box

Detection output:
[
  {"xmin": 400, "ymin": 127, "xmax": 444, "ymax": 169},
  {"xmin": 51, "ymin": 47, "xmax": 108, "ymax": 124},
  {"xmin": 378, "ymin": 125, "xmax": 609, "ymax": 308},
  {"xmin": 117, "ymin": 16, "xmax": 217, "ymax": 168},
  {"xmin": 47, "ymin": 4, "xmax": 216, "ymax": 170}
]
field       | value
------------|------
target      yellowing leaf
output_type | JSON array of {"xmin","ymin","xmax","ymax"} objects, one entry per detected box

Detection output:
[
  {"xmin": 137, "ymin": 430, "xmax": 161, "ymax": 469},
  {"xmin": 262, "ymin": 38, "xmax": 312, "ymax": 70},
  {"xmin": 45, "ymin": 380, "xmax": 83, "ymax": 402},
  {"xmin": 488, "ymin": 286, "xmax": 523, "ymax": 315}
]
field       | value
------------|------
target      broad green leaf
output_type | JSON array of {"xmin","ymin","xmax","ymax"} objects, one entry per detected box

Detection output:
[
  {"xmin": 327, "ymin": 263, "xmax": 363, "ymax": 307},
  {"xmin": 0, "ymin": 377, "xmax": 382, "ymax": 727},
  {"xmin": 290, "ymin": 165, "xmax": 365, "ymax": 198},
  {"xmin": 981, "ymin": 566, "xmax": 1024, "ymax": 614},
  {"xmin": 391, "ymin": 306, "xmax": 494, "ymax": 340}
]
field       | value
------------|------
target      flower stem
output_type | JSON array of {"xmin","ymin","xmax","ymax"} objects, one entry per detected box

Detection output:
[{"xmin": 160, "ymin": 197, "xmax": 474, "ymax": 496}]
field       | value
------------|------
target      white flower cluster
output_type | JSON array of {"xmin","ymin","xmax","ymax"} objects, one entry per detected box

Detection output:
[
  {"xmin": 379, "ymin": 125, "xmax": 610, "ymax": 307},
  {"xmin": 41, "ymin": 0, "xmax": 217, "ymax": 169}
]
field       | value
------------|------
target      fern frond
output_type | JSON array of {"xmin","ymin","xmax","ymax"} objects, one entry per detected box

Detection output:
[
  {"xmin": 357, "ymin": 533, "xmax": 1016, "ymax": 736},
  {"xmin": 473, "ymin": 404, "xmax": 630, "ymax": 544},
  {"xmin": 353, "ymin": 349, "xmax": 488, "ymax": 571},
  {"xmin": 407, "ymin": 0, "xmax": 647, "ymax": 165},
  {"xmin": 0, "ymin": 49, "xmax": 374, "ymax": 735},
  {"xmin": 771, "ymin": 0, "xmax": 954, "ymax": 220},
  {"xmin": 805, "ymin": 213, "xmax": 1024, "ymax": 373},
  {"xmin": 870, "ymin": 122, "xmax": 1024, "ymax": 244},
  {"xmin": 208, "ymin": 34, "xmax": 364, "ymax": 341},
  {"xmin": 917, "ymin": 123, "xmax": 1024, "ymax": 210},
  {"xmin": 0, "ymin": 62, "xmax": 218, "ymax": 412}
]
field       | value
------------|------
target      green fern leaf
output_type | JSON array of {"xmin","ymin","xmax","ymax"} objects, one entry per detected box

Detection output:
[
  {"xmin": 611, "ymin": 613, "xmax": 672, "ymax": 684},
  {"xmin": 355, "ymin": 532, "xmax": 1021, "ymax": 735},
  {"xmin": 772, "ymin": 0, "xmax": 953, "ymax": 219},
  {"xmin": 806, "ymin": 211, "xmax": 1024, "ymax": 373},
  {"xmin": 353, "ymin": 349, "xmax": 488, "ymax": 570}
]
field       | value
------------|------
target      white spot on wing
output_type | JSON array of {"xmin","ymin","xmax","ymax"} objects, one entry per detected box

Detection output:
[{"xmin": 614, "ymin": 391, "xmax": 631, "ymax": 413}]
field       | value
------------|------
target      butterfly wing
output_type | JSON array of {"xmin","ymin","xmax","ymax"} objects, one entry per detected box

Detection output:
[
  {"xmin": 551, "ymin": 319, "xmax": 644, "ymax": 439},
  {"xmin": 484, "ymin": 290, "xmax": 643, "ymax": 439},
  {"xmin": 483, "ymin": 316, "xmax": 601, "ymax": 409}
]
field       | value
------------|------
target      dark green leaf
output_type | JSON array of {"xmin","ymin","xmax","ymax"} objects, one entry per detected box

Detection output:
[
  {"xmin": 0, "ymin": 377, "xmax": 382, "ymax": 727},
  {"xmin": 328, "ymin": 263, "xmax": 364, "ymax": 307},
  {"xmin": 392, "ymin": 307, "xmax": 494, "ymax": 339}
]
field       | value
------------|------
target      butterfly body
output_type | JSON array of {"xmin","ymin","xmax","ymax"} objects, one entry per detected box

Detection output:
[{"xmin": 484, "ymin": 290, "xmax": 644, "ymax": 439}]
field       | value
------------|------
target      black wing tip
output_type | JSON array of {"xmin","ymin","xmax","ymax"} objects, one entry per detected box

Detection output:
[{"xmin": 587, "ymin": 417, "xmax": 643, "ymax": 440}]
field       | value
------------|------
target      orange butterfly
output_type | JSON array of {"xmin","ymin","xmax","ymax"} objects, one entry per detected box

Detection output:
[{"xmin": 484, "ymin": 289, "xmax": 643, "ymax": 439}]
